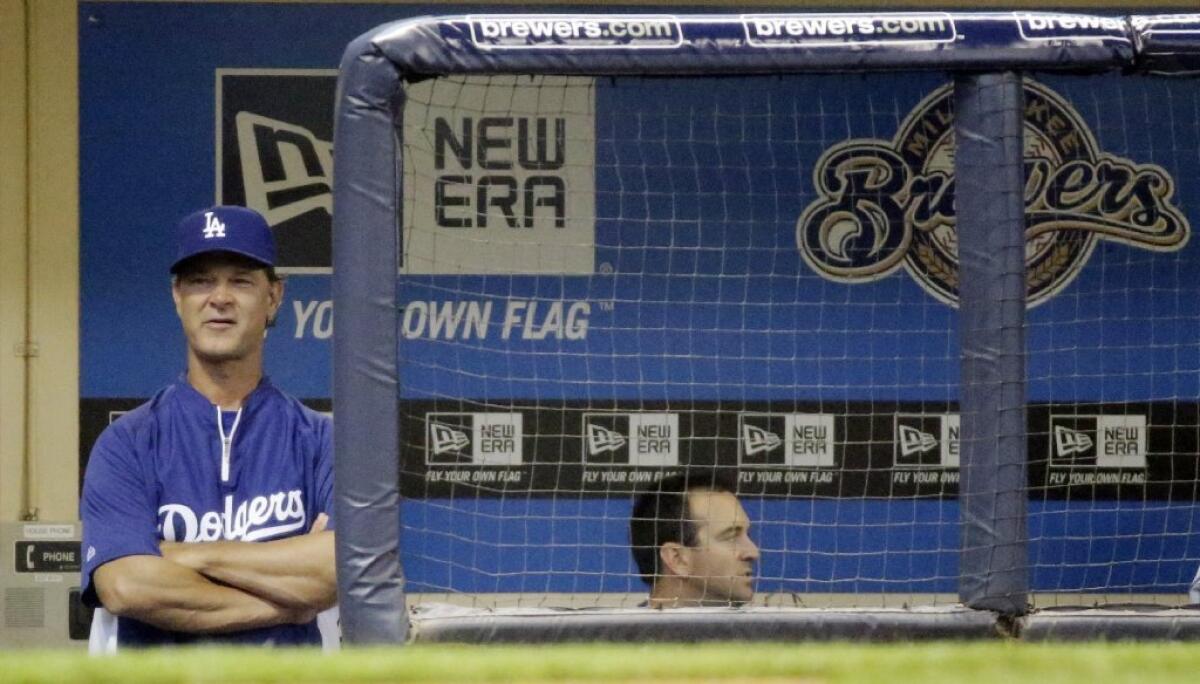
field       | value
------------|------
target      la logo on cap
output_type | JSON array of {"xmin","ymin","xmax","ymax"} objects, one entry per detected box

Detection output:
[
  {"xmin": 203, "ymin": 211, "xmax": 226, "ymax": 239},
  {"xmin": 171, "ymin": 205, "xmax": 276, "ymax": 273}
]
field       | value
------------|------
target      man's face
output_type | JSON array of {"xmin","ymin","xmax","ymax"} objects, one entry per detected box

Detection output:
[
  {"xmin": 172, "ymin": 254, "xmax": 282, "ymax": 365},
  {"xmin": 680, "ymin": 490, "xmax": 759, "ymax": 605}
]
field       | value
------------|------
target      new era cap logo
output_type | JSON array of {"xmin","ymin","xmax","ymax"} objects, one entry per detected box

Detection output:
[
  {"xmin": 203, "ymin": 211, "xmax": 226, "ymax": 239},
  {"xmin": 894, "ymin": 414, "xmax": 958, "ymax": 468},
  {"xmin": 1048, "ymin": 415, "xmax": 1145, "ymax": 468},
  {"xmin": 738, "ymin": 413, "xmax": 836, "ymax": 468},
  {"xmin": 587, "ymin": 423, "xmax": 627, "ymax": 454},
  {"xmin": 742, "ymin": 423, "xmax": 782, "ymax": 456},
  {"xmin": 1048, "ymin": 415, "xmax": 1099, "ymax": 466},
  {"xmin": 218, "ymin": 73, "xmax": 338, "ymax": 271},
  {"xmin": 582, "ymin": 413, "xmax": 678, "ymax": 467},
  {"xmin": 1054, "ymin": 424, "xmax": 1094, "ymax": 456},
  {"xmin": 898, "ymin": 425, "xmax": 938, "ymax": 457},
  {"xmin": 426, "ymin": 412, "xmax": 523, "ymax": 465},
  {"xmin": 430, "ymin": 422, "xmax": 470, "ymax": 455}
]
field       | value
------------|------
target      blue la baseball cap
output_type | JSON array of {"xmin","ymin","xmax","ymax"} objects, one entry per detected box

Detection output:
[{"xmin": 170, "ymin": 205, "xmax": 277, "ymax": 273}]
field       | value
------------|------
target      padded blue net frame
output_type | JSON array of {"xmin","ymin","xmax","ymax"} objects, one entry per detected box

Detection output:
[{"xmin": 332, "ymin": 13, "xmax": 1200, "ymax": 644}]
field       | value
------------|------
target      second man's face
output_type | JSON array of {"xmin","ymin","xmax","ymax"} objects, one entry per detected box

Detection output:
[
  {"xmin": 682, "ymin": 490, "xmax": 760, "ymax": 605},
  {"xmin": 172, "ymin": 254, "xmax": 282, "ymax": 365}
]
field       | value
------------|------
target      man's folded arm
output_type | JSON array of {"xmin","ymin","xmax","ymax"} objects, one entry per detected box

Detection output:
[
  {"xmin": 93, "ymin": 555, "xmax": 312, "ymax": 634},
  {"xmin": 162, "ymin": 521, "xmax": 336, "ymax": 612}
]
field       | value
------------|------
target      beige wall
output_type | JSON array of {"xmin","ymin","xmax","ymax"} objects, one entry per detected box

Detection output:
[
  {"xmin": 0, "ymin": 1, "xmax": 1196, "ymax": 523},
  {"xmin": 0, "ymin": 1, "xmax": 30, "ymax": 522},
  {"xmin": 0, "ymin": 0, "xmax": 78, "ymax": 523}
]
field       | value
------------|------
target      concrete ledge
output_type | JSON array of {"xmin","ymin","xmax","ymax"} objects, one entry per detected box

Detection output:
[
  {"xmin": 1020, "ymin": 606, "xmax": 1200, "ymax": 641},
  {"xmin": 410, "ymin": 605, "xmax": 1002, "ymax": 643}
]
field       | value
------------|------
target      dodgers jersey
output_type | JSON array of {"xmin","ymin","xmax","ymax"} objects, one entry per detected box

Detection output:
[{"xmin": 80, "ymin": 375, "xmax": 334, "ymax": 647}]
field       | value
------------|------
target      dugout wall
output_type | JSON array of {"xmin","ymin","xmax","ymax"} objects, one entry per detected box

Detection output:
[{"xmin": 332, "ymin": 12, "xmax": 1200, "ymax": 643}]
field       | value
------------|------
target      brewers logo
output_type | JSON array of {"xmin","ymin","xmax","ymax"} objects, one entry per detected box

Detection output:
[{"xmin": 798, "ymin": 79, "xmax": 1189, "ymax": 307}]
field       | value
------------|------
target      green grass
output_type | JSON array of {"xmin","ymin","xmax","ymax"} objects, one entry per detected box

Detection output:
[{"xmin": 2, "ymin": 642, "xmax": 1199, "ymax": 683}]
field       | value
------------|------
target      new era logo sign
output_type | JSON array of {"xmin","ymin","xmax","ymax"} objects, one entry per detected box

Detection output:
[
  {"xmin": 425, "ymin": 412, "xmax": 523, "ymax": 466},
  {"xmin": 1049, "ymin": 415, "xmax": 1146, "ymax": 468},
  {"xmin": 738, "ymin": 414, "xmax": 786, "ymax": 467},
  {"xmin": 218, "ymin": 72, "xmax": 336, "ymax": 272},
  {"xmin": 235, "ymin": 112, "xmax": 332, "ymax": 231},
  {"xmin": 898, "ymin": 425, "xmax": 937, "ymax": 457},
  {"xmin": 587, "ymin": 423, "xmax": 627, "ymax": 454},
  {"xmin": 583, "ymin": 413, "xmax": 678, "ymax": 467},
  {"xmin": 203, "ymin": 212, "xmax": 226, "ymax": 239},
  {"xmin": 1048, "ymin": 416, "xmax": 1098, "ymax": 465},
  {"xmin": 738, "ymin": 414, "xmax": 836, "ymax": 468},
  {"xmin": 402, "ymin": 75, "xmax": 597, "ymax": 276},
  {"xmin": 894, "ymin": 414, "xmax": 959, "ymax": 468},
  {"xmin": 430, "ymin": 422, "xmax": 471, "ymax": 456},
  {"xmin": 1054, "ymin": 425, "xmax": 1094, "ymax": 456},
  {"xmin": 742, "ymin": 424, "xmax": 781, "ymax": 456}
]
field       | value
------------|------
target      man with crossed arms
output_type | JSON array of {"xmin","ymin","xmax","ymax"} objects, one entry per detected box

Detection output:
[{"xmin": 81, "ymin": 206, "xmax": 335, "ymax": 647}]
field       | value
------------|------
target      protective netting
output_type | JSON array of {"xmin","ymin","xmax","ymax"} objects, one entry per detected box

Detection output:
[
  {"xmin": 1023, "ymin": 75, "xmax": 1200, "ymax": 607},
  {"xmin": 389, "ymin": 69, "xmax": 1200, "ymax": 610},
  {"xmin": 331, "ymin": 12, "xmax": 1200, "ymax": 642},
  {"xmin": 394, "ymin": 72, "xmax": 964, "ymax": 608}
]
